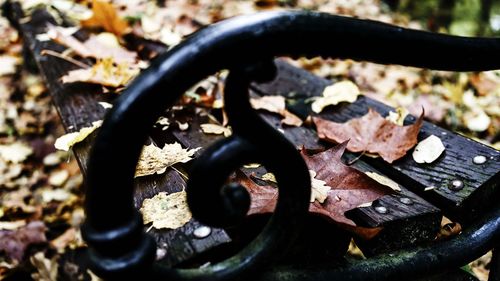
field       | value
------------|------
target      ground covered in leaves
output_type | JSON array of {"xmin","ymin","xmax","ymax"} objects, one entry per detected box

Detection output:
[{"xmin": 0, "ymin": 0, "xmax": 498, "ymax": 280}]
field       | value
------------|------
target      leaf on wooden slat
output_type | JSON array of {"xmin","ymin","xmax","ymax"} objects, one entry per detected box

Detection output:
[
  {"xmin": 200, "ymin": 123, "xmax": 232, "ymax": 137},
  {"xmin": 45, "ymin": 26, "xmax": 137, "ymax": 63},
  {"xmin": 301, "ymin": 142, "xmax": 394, "ymax": 228},
  {"xmin": 0, "ymin": 142, "xmax": 33, "ymax": 163},
  {"xmin": 412, "ymin": 135, "xmax": 445, "ymax": 164},
  {"xmin": 236, "ymin": 142, "xmax": 393, "ymax": 238},
  {"xmin": 313, "ymin": 108, "xmax": 424, "ymax": 163},
  {"xmin": 250, "ymin": 95, "xmax": 302, "ymax": 126},
  {"xmin": 311, "ymin": 80, "xmax": 360, "ymax": 113},
  {"xmin": 80, "ymin": 0, "xmax": 129, "ymax": 36},
  {"xmin": 140, "ymin": 191, "xmax": 192, "ymax": 230},
  {"xmin": 54, "ymin": 121, "xmax": 102, "ymax": 151},
  {"xmin": 364, "ymin": 172, "xmax": 401, "ymax": 191},
  {"xmin": 0, "ymin": 221, "xmax": 46, "ymax": 261},
  {"xmin": 135, "ymin": 143, "xmax": 200, "ymax": 178},
  {"xmin": 61, "ymin": 58, "xmax": 139, "ymax": 88}
]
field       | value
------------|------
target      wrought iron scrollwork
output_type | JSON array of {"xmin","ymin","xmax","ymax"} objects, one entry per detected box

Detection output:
[{"xmin": 82, "ymin": 10, "xmax": 500, "ymax": 281}]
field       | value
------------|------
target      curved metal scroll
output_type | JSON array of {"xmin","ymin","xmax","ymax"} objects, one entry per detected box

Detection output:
[{"xmin": 82, "ymin": 10, "xmax": 500, "ymax": 280}]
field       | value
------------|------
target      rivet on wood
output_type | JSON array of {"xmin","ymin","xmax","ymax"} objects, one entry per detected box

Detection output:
[
  {"xmin": 193, "ymin": 226, "xmax": 212, "ymax": 239},
  {"xmin": 374, "ymin": 206, "xmax": 388, "ymax": 214},
  {"xmin": 473, "ymin": 155, "xmax": 487, "ymax": 164},
  {"xmin": 449, "ymin": 179, "xmax": 464, "ymax": 191},
  {"xmin": 399, "ymin": 197, "xmax": 413, "ymax": 205}
]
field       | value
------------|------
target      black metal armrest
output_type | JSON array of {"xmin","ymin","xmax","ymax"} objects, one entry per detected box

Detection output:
[{"xmin": 82, "ymin": 11, "xmax": 500, "ymax": 280}]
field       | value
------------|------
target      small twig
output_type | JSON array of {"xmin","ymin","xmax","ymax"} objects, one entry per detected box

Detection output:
[
  {"xmin": 347, "ymin": 150, "xmax": 366, "ymax": 165},
  {"xmin": 40, "ymin": 49, "xmax": 90, "ymax": 69}
]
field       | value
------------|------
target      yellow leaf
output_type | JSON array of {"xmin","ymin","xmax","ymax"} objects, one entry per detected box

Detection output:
[
  {"xmin": 30, "ymin": 252, "xmax": 58, "ymax": 281},
  {"xmin": 54, "ymin": 121, "xmax": 103, "ymax": 151},
  {"xmin": 312, "ymin": 80, "xmax": 360, "ymax": 113},
  {"xmin": 61, "ymin": 59, "xmax": 139, "ymax": 88},
  {"xmin": 135, "ymin": 143, "xmax": 200, "ymax": 178},
  {"xmin": 365, "ymin": 171, "xmax": 401, "ymax": 191},
  {"xmin": 309, "ymin": 170, "xmax": 331, "ymax": 203},
  {"xmin": 261, "ymin": 172, "xmax": 277, "ymax": 183},
  {"xmin": 412, "ymin": 135, "xmax": 446, "ymax": 164},
  {"xmin": 200, "ymin": 123, "xmax": 232, "ymax": 137},
  {"xmin": 250, "ymin": 96, "xmax": 302, "ymax": 127},
  {"xmin": 81, "ymin": 0, "xmax": 129, "ymax": 36},
  {"xmin": 140, "ymin": 191, "xmax": 192, "ymax": 230}
]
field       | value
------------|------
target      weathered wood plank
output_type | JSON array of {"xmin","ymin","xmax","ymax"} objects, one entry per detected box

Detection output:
[
  {"xmin": 253, "ymin": 59, "xmax": 500, "ymax": 224},
  {"xmin": 15, "ymin": 7, "xmax": 231, "ymax": 267}
]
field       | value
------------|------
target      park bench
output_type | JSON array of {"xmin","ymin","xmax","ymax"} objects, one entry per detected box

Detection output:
[{"xmin": 4, "ymin": 2, "xmax": 500, "ymax": 280}]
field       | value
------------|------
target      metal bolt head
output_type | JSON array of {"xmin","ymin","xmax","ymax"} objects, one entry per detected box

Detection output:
[
  {"xmin": 193, "ymin": 226, "xmax": 212, "ymax": 239},
  {"xmin": 374, "ymin": 206, "xmax": 388, "ymax": 214},
  {"xmin": 399, "ymin": 197, "xmax": 413, "ymax": 205},
  {"xmin": 473, "ymin": 155, "xmax": 487, "ymax": 165},
  {"xmin": 449, "ymin": 179, "xmax": 464, "ymax": 191}
]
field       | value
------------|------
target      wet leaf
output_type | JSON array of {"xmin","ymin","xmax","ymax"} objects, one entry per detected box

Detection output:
[
  {"xmin": 236, "ymin": 142, "xmax": 393, "ymax": 237},
  {"xmin": 364, "ymin": 172, "xmax": 401, "ymax": 191},
  {"xmin": 313, "ymin": 108, "xmax": 424, "ymax": 163},
  {"xmin": 311, "ymin": 80, "xmax": 360, "ymax": 113},
  {"xmin": 140, "ymin": 190, "xmax": 192, "ymax": 230},
  {"xmin": 54, "ymin": 121, "xmax": 102, "ymax": 151},
  {"xmin": 135, "ymin": 143, "xmax": 200, "ymax": 178},
  {"xmin": 412, "ymin": 135, "xmax": 445, "ymax": 164}
]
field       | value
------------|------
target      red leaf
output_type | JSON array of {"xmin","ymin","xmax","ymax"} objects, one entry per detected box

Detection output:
[
  {"xmin": 313, "ymin": 108, "xmax": 423, "ymax": 163},
  {"xmin": 235, "ymin": 142, "xmax": 394, "ymax": 239}
]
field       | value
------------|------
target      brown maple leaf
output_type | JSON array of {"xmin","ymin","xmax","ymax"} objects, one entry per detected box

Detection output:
[
  {"xmin": 313, "ymin": 108, "xmax": 423, "ymax": 163},
  {"xmin": 235, "ymin": 142, "xmax": 393, "ymax": 239}
]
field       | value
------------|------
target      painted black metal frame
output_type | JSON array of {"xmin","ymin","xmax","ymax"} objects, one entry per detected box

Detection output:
[{"xmin": 82, "ymin": 11, "xmax": 500, "ymax": 281}]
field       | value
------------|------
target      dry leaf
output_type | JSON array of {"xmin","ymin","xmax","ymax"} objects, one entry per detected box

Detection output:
[
  {"xmin": 412, "ymin": 135, "xmax": 445, "ymax": 164},
  {"xmin": 250, "ymin": 95, "xmax": 302, "ymax": 126},
  {"xmin": 309, "ymin": 170, "xmax": 331, "ymax": 203},
  {"xmin": 0, "ymin": 220, "xmax": 26, "ymax": 231},
  {"xmin": 140, "ymin": 191, "xmax": 192, "ymax": 230},
  {"xmin": 364, "ymin": 172, "xmax": 401, "ymax": 191},
  {"xmin": 45, "ymin": 26, "xmax": 137, "ymax": 64},
  {"xmin": 200, "ymin": 123, "xmax": 232, "ymax": 137},
  {"xmin": 30, "ymin": 252, "xmax": 58, "ymax": 281},
  {"xmin": 0, "ymin": 221, "xmax": 46, "ymax": 261},
  {"xmin": 311, "ymin": 80, "xmax": 360, "ymax": 113},
  {"xmin": 0, "ymin": 55, "xmax": 19, "ymax": 76},
  {"xmin": 50, "ymin": 228, "xmax": 77, "ymax": 251},
  {"xmin": 463, "ymin": 109, "xmax": 491, "ymax": 132},
  {"xmin": 61, "ymin": 58, "xmax": 139, "ymax": 88},
  {"xmin": 313, "ymin": 108, "xmax": 423, "ymax": 163},
  {"xmin": 0, "ymin": 142, "xmax": 33, "ymax": 163},
  {"xmin": 81, "ymin": 0, "xmax": 129, "ymax": 36},
  {"xmin": 54, "ymin": 121, "xmax": 102, "ymax": 151},
  {"xmin": 135, "ymin": 143, "xmax": 200, "ymax": 178},
  {"xmin": 386, "ymin": 107, "xmax": 409, "ymax": 126},
  {"xmin": 261, "ymin": 172, "xmax": 276, "ymax": 183}
]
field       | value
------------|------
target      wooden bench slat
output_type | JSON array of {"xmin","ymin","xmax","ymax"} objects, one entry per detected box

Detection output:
[
  {"xmin": 17, "ymin": 7, "xmax": 231, "ymax": 267},
  {"xmin": 253, "ymin": 59, "xmax": 500, "ymax": 224}
]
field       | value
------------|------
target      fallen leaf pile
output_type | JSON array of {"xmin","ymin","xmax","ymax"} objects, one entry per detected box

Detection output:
[{"xmin": 313, "ymin": 108, "xmax": 424, "ymax": 163}]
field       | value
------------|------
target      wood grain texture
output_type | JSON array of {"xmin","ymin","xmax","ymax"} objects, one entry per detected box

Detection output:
[
  {"xmin": 16, "ymin": 8, "xmax": 230, "ymax": 267},
  {"xmin": 252, "ymin": 59, "xmax": 500, "ymax": 224}
]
